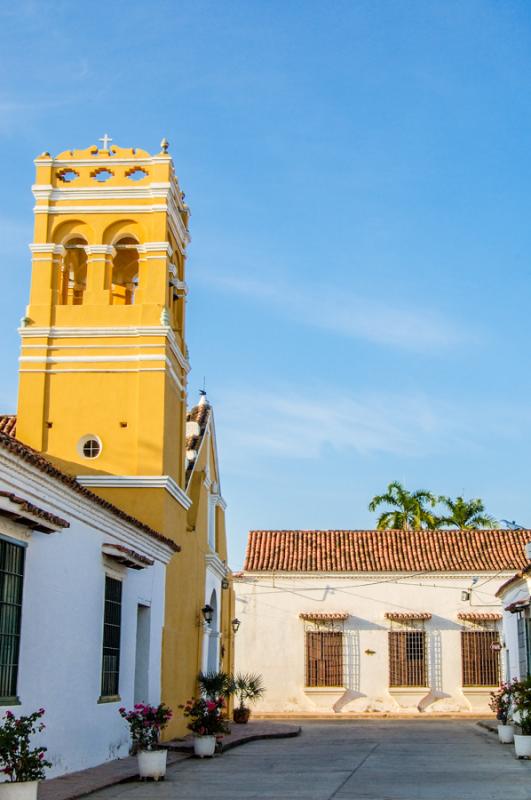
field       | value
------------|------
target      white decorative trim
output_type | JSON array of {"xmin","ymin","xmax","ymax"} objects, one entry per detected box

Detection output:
[
  {"xmin": 29, "ymin": 243, "xmax": 65, "ymax": 255},
  {"xmin": 211, "ymin": 492, "xmax": 227, "ymax": 511},
  {"xmin": 19, "ymin": 365, "xmax": 184, "ymax": 392},
  {"xmin": 205, "ymin": 553, "xmax": 229, "ymax": 581},
  {"xmin": 18, "ymin": 326, "xmax": 190, "ymax": 373},
  {"xmin": 0, "ymin": 449, "xmax": 175, "ymax": 563},
  {"xmin": 76, "ymin": 474, "xmax": 192, "ymax": 510},
  {"xmin": 19, "ymin": 354, "xmax": 168, "ymax": 364}
]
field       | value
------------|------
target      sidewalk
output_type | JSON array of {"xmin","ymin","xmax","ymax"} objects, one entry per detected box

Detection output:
[
  {"xmin": 37, "ymin": 752, "xmax": 188, "ymax": 800},
  {"xmin": 37, "ymin": 721, "xmax": 301, "ymax": 800}
]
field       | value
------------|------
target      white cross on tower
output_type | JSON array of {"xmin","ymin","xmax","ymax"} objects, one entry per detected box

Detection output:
[{"xmin": 99, "ymin": 133, "xmax": 113, "ymax": 151}]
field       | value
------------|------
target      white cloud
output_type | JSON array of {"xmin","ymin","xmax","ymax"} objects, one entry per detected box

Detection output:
[
  {"xmin": 214, "ymin": 385, "xmax": 473, "ymax": 463},
  {"xmin": 199, "ymin": 272, "xmax": 471, "ymax": 353}
]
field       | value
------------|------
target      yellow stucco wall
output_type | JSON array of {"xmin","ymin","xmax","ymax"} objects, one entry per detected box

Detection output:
[{"xmin": 15, "ymin": 141, "xmax": 233, "ymax": 740}]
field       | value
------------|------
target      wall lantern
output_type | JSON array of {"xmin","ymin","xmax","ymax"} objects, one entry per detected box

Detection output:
[
  {"xmin": 221, "ymin": 577, "xmax": 230, "ymax": 590},
  {"xmin": 231, "ymin": 618, "xmax": 241, "ymax": 634},
  {"xmin": 461, "ymin": 590, "xmax": 470, "ymax": 602},
  {"xmin": 201, "ymin": 604, "xmax": 214, "ymax": 625}
]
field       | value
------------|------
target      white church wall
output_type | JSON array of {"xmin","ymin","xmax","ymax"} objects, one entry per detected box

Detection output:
[
  {"xmin": 235, "ymin": 573, "xmax": 509, "ymax": 715},
  {"xmin": 0, "ymin": 452, "xmax": 170, "ymax": 777}
]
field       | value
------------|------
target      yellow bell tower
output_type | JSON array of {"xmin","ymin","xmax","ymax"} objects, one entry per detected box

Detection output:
[
  {"xmin": 15, "ymin": 138, "xmax": 233, "ymax": 738},
  {"xmin": 18, "ymin": 136, "xmax": 190, "ymax": 491}
]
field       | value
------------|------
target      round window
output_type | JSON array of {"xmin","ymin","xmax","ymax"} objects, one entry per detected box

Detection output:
[{"xmin": 78, "ymin": 435, "xmax": 102, "ymax": 459}]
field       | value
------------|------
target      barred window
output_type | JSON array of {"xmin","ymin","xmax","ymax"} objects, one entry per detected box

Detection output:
[
  {"xmin": 101, "ymin": 576, "xmax": 122, "ymax": 698},
  {"xmin": 461, "ymin": 630, "xmax": 500, "ymax": 687},
  {"xmin": 389, "ymin": 630, "xmax": 427, "ymax": 687},
  {"xmin": 0, "ymin": 540, "xmax": 25, "ymax": 701},
  {"xmin": 305, "ymin": 631, "xmax": 343, "ymax": 687}
]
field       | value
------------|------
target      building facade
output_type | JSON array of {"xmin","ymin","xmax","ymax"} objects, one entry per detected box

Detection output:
[
  {"xmin": 0, "ymin": 425, "xmax": 176, "ymax": 775},
  {"xmin": 497, "ymin": 566, "xmax": 531, "ymax": 683},
  {"xmin": 1, "ymin": 138, "xmax": 233, "ymax": 745},
  {"xmin": 235, "ymin": 529, "xmax": 531, "ymax": 715}
]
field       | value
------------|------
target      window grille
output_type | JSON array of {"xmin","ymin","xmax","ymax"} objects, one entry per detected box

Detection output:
[
  {"xmin": 461, "ymin": 629, "xmax": 500, "ymax": 687},
  {"xmin": 305, "ymin": 630, "xmax": 344, "ymax": 687},
  {"xmin": 0, "ymin": 540, "xmax": 25, "ymax": 700},
  {"xmin": 101, "ymin": 576, "xmax": 122, "ymax": 698},
  {"xmin": 389, "ymin": 630, "xmax": 427, "ymax": 687}
]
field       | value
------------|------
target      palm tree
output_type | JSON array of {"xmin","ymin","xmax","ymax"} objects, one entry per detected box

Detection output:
[
  {"xmin": 368, "ymin": 480, "xmax": 437, "ymax": 530},
  {"xmin": 435, "ymin": 496, "xmax": 498, "ymax": 529}
]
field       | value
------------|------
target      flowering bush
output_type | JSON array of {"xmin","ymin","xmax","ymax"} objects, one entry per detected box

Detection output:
[
  {"xmin": 118, "ymin": 703, "xmax": 172, "ymax": 751},
  {"xmin": 0, "ymin": 708, "xmax": 51, "ymax": 782},
  {"xmin": 181, "ymin": 697, "xmax": 230, "ymax": 737},
  {"xmin": 490, "ymin": 679, "xmax": 518, "ymax": 725},
  {"xmin": 511, "ymin": 677, "xmax": 531, "ymax": 735}
]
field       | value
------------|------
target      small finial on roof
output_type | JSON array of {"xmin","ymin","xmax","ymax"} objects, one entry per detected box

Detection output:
[
  {"xmin": 198, "ymin": 389, "xmax": 208, "ymax": 406},
  {"xmin": 160, "ymin": 137, "xmax": 169, "ymax": 153}
]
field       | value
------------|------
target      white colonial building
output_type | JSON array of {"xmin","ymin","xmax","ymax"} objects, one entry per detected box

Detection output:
[
  {"xmin": 497, "ymin": 565, "xmax": 531, "ymax": 682},
  {"xmin": 0, "ymin": 420, "xmax": 177, "ymax": 776},
  {"xmin": 234, "ymin": 529, "xmax": 531, "ymax": 715}
]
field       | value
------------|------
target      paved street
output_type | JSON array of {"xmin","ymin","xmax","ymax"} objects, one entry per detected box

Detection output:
[{"xmin": 88, "ymin": 721, "xmax": 531, "ymax": 800}]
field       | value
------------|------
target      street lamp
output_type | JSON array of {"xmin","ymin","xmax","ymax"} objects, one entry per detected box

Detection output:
[
  {"xmin": 201, "ymin": 604, "xmax": 214, "ymax": 625},
  {"xmin": 231, "ymin": 618, "xmax": 241, "ymax": 634}
]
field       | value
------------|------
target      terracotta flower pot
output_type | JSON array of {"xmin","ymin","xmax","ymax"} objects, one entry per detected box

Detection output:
[
  {"xmin": 0, "ymin": 781, "xmax": 39, "ymax": 800},
  {"xmin": 137, "ymin": 749, "xmax": 167, "ymax": 780},
  {"xmin": 233, "ymin": 707, "xmax": 251, "ymax": 724}
]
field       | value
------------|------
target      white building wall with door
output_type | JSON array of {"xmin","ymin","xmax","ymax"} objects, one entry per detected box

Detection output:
[
  {"xmin": 234, "ymin": 572, "xmax": 510, "ymax": 714},
  {"xmin": 0, "ymin": 441, "xmax": 175, "ymax": 777},
  {"xmin": 497, "ymin": 569, "xmax": 531, "ymax": 682}
]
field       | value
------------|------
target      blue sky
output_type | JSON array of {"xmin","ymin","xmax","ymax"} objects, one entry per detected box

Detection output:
[{"xmin": 1, "ymin": 1, "xmax": 531, "ymax": 566}]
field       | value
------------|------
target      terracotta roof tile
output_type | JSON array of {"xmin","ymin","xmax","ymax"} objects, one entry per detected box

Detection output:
[
  {"xmin": 299, "ymin": 612, "xmax": 349, "ymax": 621},
  {"xmin": 496, "ymin": 565, "xmax": 531, "ymax": 597},
  {"xmin": 185, "ymin": 399, "xmax": 211, "ymax": 483},
  {"xmin": 0, "ymin": 490, "xmax": 69, "ymax": 532},
  {"xmin": 457, "ymin": 612, "xmax": 502, "ymax": 622},
  {"xmin": 0, "ymin": 431, "xmax": 180, "ymax": 554},
  {"xmin": 243, "ymin": 529, "xmax": 531, "ymax": 573},
  {"xmin": 385, "ymin": 612, "xmax": 432, "ymax": 621},
  {"xmin": 0, "ymin": 415, "xmax": 16, "ymax": 437}
]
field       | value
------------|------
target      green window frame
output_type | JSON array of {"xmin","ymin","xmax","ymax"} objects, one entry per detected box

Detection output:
[
  {"xmin": 100, "ymin": 576, "xmax": 122, "ymax": 700},
  {"xmin": 0, "ymin": 539, "xmax": 25, "ymax": 703}
]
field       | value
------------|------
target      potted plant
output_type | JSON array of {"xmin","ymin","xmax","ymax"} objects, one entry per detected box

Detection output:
[
  {"xmin": 231, "ymin": 673, "xmax": 265, "ymax": 724},
  {"xmin": 182, "ymin": 697, "xmax": 229, "ymax": 757},
  {"xmin": 511, "ymin": 677, "xmax": 531, "ymax": 758},
  {"xmin": 0, "ymin": 708, "xmax": 51, "ymax": 799},
  {"xmin": 198, "ymin": 671, "xmax": 232, "ymax": 700},
  {"xmin": 489, "ymin": 681, "xmax": 516, "ymax": 743},
  {"xmin": 119, "ymin": 703, "xmax": 172, "ymax": 780}
]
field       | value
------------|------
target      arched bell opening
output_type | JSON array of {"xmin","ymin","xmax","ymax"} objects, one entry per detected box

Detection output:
[
  {"xmin": 111, "ymin": 237, "xmax": 139, "ymax": 305},
  {"xmin": 61, "ymin": 237, "xmax": 88, "ymax": 305}
]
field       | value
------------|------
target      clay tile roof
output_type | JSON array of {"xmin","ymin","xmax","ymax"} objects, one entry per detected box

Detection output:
[
  {"xmin": 0, "ymin": 431, "xmax": 180, "ymax": 554},
  {"xmin": 457, "ymin": 612, "xmax": 502, "ymax": 622},
  {"xmin": 0, "ymin": 415, "xmax": 16, "ymax": 437},
  {"xmin": 243, "ymin": 529, "xmax": 531, "ymax": 573},
  {"xmin": 385, "ymin": 612, "xmax": 432, "ymax": 621},
  {"xmin": 299, "ymin": 612, "xmax": 349, "ymax": 621},
  {"xmin": 0, "ymin": 490, "xmax": 69, "ymax": 532},
  {"xmin": 496, "ymin": 565, "xmax": 531, "ymax": 597}
]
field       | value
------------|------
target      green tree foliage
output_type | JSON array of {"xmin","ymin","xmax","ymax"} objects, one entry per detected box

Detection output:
[
  {"xmin": 435, "ymin": 495, "xmax": 498, "ymax": 529},
  {"xmin": 368, "ymin": 481, "xmax": 437, "ymax": 530}
]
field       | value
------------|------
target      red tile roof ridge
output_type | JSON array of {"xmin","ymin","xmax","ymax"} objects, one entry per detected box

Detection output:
[
  {"xmin": 0, "ymin": 431, "xmax": 180, "ymax": 554},
  {"xmin": 244, "ymin": 529, "xmax": 531, "ymax": 573}
]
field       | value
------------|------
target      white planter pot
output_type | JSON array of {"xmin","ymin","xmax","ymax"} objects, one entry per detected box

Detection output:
[
  {"xmin": 193, "ymin": 735, "xmax": 216, "ymax": 758},
  {"xmin": 0, "ymin": 781, "xmax": 39, "ymax": 800},
  {"xmin": 137, "ymin": 749, "xmax": 168, "ymax": 780},
  {"xmin": 498, "ymin": 724, "xmax": 514, "ymax": 743},
  {"xmin": 514, "ymin": 734, "xmax": 531, "ymax": 758}
]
